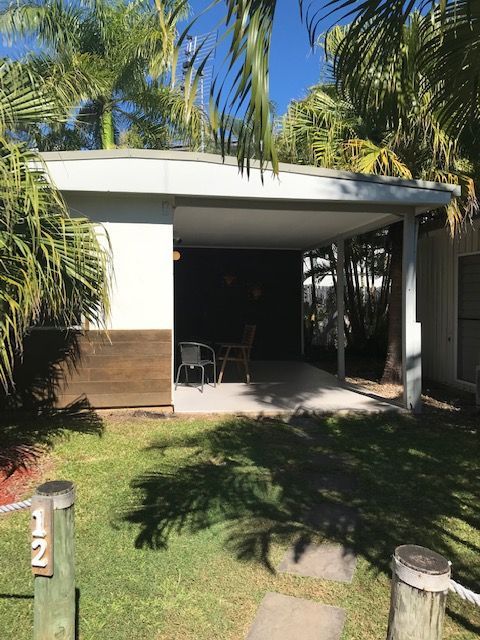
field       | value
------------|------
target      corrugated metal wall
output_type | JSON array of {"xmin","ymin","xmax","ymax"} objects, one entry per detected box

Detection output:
[{"xmin": 417, "ymin": 220, "xmax": 480, "ymax": 386}]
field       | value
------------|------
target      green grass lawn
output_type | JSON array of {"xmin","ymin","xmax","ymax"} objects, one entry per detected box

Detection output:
[{"xmin": 0, "ymin": 408, "xmax": 479, "ymax": 639}]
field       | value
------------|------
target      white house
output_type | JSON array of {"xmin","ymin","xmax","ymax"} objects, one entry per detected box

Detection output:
[{"xmin": 23, "ymin": 149, "xmax": 459, "ymax": 412}]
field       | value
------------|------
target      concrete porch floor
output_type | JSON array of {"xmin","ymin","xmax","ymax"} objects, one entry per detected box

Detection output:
[{"xmin": 174, "ymin": 361, "xmax": 401, "ymax": 414}]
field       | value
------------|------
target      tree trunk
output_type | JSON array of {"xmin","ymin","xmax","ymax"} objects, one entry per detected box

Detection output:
[
  {"xmin": 381, "ymin": 222, "xmax": 403, "ymax": 383},
  {"xmin": 344, "ymin": 240, "xmax": 367, "ymax": 349},
  {"xmin": 100, "ymin": 108, "xmax": 115, "ymax": 149}
]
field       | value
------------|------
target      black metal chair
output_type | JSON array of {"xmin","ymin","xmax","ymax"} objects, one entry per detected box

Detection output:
[{"xmin": 175, "ymin": 342, "xmax": 217, "ymax": 392}]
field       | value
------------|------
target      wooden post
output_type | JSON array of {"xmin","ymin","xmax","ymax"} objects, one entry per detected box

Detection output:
[
  {"xmin": 387, "ymin": 545, "xmax": 451, "ymax": 640},
  {"xmin": 336, "ymin": 238, "xmax": 345, "ymax": 381},
  {"xmin": 33, "ymin": 480, "xmax": 75, "ymax": 640}
]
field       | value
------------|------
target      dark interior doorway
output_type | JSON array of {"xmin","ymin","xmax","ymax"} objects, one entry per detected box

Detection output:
[{"xmin": 174, "ymin": 248, "xmax": 302, "ymax": 360}]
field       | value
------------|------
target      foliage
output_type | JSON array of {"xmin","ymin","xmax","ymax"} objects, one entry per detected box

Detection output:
[
  {"xmin": 280, "ymin": 18, "xmax": 477, "ymax": 233},
  {"xmin": 0, "ymin": 0, "xmax": 205, "ymax": 150},
  {"xmin": 304, "ymin": 235, "xmax": 391, "ymax": 353},
  {"xmin": 0, "ymin": 60, "xmax": 110, "ymax": 389},
  {"xmin": 279, "ymin": 17, "xmax": 477, "ymax": 360},
  {"xmin": 177, "ymin": 1, "xmax": 480, "ymax": 174}
]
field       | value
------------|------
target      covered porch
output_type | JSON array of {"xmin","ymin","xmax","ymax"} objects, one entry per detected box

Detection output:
[{"xmin": 174, "ymin": 360, "xmax": 399, "ymax": 414}]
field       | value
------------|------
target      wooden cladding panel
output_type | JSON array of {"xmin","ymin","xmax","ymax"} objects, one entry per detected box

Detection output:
[
  {"xmin": 57, "ymin": 392, "xmax": 172, "ymax": 409},
  {"xmin": 19, "ymin": 329, "xmax": 172, "ymax": 409}
]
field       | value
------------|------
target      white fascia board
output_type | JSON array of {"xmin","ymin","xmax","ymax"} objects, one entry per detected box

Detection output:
[{"xmin": 43, "ymin": 154, "xmax": 459, "ymax": 211}]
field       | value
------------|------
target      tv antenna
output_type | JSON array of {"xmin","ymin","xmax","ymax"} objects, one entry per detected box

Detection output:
[{"xmin": 176, "ymin": 31, "xmax": 218, "ymax": 151}]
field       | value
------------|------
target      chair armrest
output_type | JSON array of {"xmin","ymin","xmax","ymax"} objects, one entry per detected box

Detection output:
[
  {"xmin": 196, "ymin": 342, "xmax": 216, "ymax": 360},
  {"xmin": 178, "ymin": 341, "xmax": 216, "ymax": 359}
]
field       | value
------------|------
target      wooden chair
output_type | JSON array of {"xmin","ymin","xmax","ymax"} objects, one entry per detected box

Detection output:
[{"xmin": 217, "ymin": 325, "xmax": 256, "ymax": 384}]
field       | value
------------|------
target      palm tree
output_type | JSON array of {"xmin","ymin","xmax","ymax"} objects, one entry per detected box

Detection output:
[
  {"xmin": 173, "ymin": 1, "xmax": 480, "ymax": 172},
  {"xmin": 0, "ymin": 60, "xmax": 110, "ymax": 389},
  {"xmin": 278, "ymin": 19, "xmax": 477, "ymax": 381},
  {"xmin": 0, "ymin": 0, "xmax": 204, "ymax": 150}
]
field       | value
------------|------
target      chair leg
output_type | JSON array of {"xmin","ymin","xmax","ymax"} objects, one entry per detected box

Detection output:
[
  {"xmin": 200, "ymin": 366, "xmax": 205, "ymax": 393},
  {"xmin": 213, "ymin": 361, "xmax": 217, "ymax": 387},
  {"xmin": 175, "ymin": 364, "xmax": 184, "ymax": 390},
  {"xmin": 218, "ymin": 346, "xmax": 231, "ymax": 384},
  {"xmin": 242, "ymin": 347, "xmax": 251, "ymax": 384}
]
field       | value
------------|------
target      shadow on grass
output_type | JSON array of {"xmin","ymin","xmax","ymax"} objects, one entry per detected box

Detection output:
[
  {"xmin": 0, "ymin": 400, "xmax": 104, "ymax": 478},
  {"xmin": 124, "ymin": 407, "xmax": 478, "ymax": 579},
  {"xmin": 0, "ymin": 329, "xmax": 104, "ymax": 478}
]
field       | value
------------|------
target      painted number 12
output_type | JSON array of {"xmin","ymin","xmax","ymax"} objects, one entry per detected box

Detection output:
[{"xmin": 31, "ymin": 509, "xmax": 48, "ymax": 568}]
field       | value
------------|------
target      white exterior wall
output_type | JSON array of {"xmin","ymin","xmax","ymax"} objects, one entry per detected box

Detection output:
[
  {"xmin": 65, "ymin": 193, "xmax": 174, "ymax": 331},
  {"xmin": 417, "ymin": 219, "xmax": 480, "ymax": 388}
]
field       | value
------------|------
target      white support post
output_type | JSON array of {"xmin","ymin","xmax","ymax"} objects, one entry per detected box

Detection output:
[
  {"xmin": 336, "ymin": 238, "xmax": 345, "ymax": 381},
  {"xmin": 402, "ymin": 212, "xmax": 422, "ymax": 412}
]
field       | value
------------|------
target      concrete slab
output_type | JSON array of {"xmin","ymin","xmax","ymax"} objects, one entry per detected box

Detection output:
[
  {"xmin": 174, "ymin": 361, "xmax": 401, "ymax": 415},
  {"xmin": 246, "ymin": 592, "xmax": 346, "ymax": 640},
  {"xmin": 278, "ymin": 543, "xmax": 357, "ymax": 583}
]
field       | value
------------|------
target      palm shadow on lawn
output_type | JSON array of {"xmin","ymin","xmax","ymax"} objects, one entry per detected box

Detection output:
[
  {"xmin": 0, "ymin": 329, "xmax": 104, "ymax": 478},
  {"xmin": 0, "ymin": 400, "xmax": 104, "ymax": 478},
  {"xmin": 123, "ymin": 407, "xmax": 480, "ymax": 630}
]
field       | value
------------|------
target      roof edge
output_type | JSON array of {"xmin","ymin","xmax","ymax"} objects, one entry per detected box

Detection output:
[{"xmin": 40, "ymin": 149, "xmax": 461, "ymax": 196}]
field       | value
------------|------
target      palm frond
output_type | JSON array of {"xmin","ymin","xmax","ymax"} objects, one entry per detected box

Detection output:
[
  {"xmin": 345, "ymin": 138, "xmax": 413, "ymax": 178},
  {"xmin": 0, "ymin": 138, "xmax": 111, "ymax": 389}
]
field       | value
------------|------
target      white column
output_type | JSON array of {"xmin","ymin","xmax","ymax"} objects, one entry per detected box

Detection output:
[
  {"xmin": 336, "ymin": 238, "xmax": 345, "ymax": 381},
  {"xmin": 402, "ymin": 211, "xmax": 422, "ymax": 412}
]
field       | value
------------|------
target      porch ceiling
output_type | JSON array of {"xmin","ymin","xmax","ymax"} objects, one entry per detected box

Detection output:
[
  {"xmin": 42, "ymin": 150, "xmax": 460, "ymax": 250},
  {"xmin": 174, "ymin": 198, "xmax": 401, "ymax": 250}
]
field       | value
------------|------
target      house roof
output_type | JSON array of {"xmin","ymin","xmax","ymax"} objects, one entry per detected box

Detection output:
[{"xmin": 42, "ymin": 149, "xmax": 460, "ymax": 250}]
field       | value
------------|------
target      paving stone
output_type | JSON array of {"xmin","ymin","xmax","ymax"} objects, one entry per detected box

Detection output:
[
  {"xmin": 305, "ymin": 503, "xmax": 358, "ymax": 537},
  {"xmin": 278, "ymin": 543, "xmax": 357, "ymax": 583},
  {"xmin": 299, "ymin": 472, "xmax": 356, "ymax": 495},
  {"xmin": 246, "ymin": 592, "xmax": 346, "ymax": 640}
]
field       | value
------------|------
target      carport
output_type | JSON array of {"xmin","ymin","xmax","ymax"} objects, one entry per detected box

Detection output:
[{"xmin": 41, "ymin": 150, "xmax": 459, "ymax": 412}]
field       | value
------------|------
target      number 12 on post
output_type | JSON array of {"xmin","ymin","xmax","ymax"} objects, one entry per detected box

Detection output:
[{"xmin": 31, "ymin": 496, "xmax": 54, "ymax": 577}]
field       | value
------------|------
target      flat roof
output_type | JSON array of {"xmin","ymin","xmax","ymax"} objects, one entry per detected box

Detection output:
[
  {"xmin": 42, "ymin": 149, "xmax": 460, "ymax": 195},
  {"xmin": 43, "ymin": 150, "xmax": 460, "ymax": 250}
]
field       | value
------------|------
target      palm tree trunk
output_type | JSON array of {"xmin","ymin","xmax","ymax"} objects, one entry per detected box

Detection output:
[
  {"xmin": 381, "ymin": 222, "xmax": 403, "ymax": 383},
  {"xmin": 100, "ymin": 107, "xmax": 115, "ymax": 149}
]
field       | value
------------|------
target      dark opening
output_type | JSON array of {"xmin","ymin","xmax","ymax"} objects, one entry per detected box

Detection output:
[
  {"xmin": 457, "ymin": 253, "xmax": 480, "ymax": 383},
  {"xmin": 174, "ymin": 248, "xmax": 302, "ymax": 360}
]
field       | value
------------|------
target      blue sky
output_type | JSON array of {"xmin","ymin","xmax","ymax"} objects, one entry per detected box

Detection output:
[{"xmin": 184, "ymin": 1, "xmax": 325, "ymax": 115}]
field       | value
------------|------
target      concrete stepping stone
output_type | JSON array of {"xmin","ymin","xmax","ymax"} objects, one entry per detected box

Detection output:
[
  {"xmin": 246, "ymin": 592, "xmax": 346, "ymax": 640},
  {"xmin": 278, "ymin": 542, "xmax": 357, "ymax": 583},
  {"xmin": 305, "ymin": 503, "xmax": 357, "ymax": 537},
  {"xmin": 297, "ymin": 472, "xmax": 356, "ymax": 495}
]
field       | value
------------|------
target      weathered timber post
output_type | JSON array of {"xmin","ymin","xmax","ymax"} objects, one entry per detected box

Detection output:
[
  {"xmin": 32, "ymin": 480, "xmax": 76, "ymax": 640},
  {"xmin": 387, "ymin": 545, "xmax": 451, "ymax": 640}
]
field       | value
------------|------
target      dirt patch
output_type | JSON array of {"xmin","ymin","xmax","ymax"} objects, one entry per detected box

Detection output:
[
  {"xmin": 314, "ymin": 354, "xmax": 478, "ymax": 415},
  {"xmin": 96, "ymin": 406, "xmax": 176, "ymax": 423},
  {"xmin": 344, "ymin": 374, "xmax": 478, "ymax": 415},
  {"xmin": 344, "ymin": 376, "xmax": 403, "ymax": 401}
]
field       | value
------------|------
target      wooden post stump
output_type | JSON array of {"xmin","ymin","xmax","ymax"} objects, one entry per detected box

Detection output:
[
  {"xmin": 33, "ymin": 480, "xmax": 75, "ymax": 640},
  {"xmin": 387, "ymin": 545, "xmax": 450, "ymax": 640}
]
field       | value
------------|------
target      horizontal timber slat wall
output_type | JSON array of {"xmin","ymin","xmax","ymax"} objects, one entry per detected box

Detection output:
[{"xmin": 9, "ymin": 329, "xmax": 172, "ymax": 409}]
